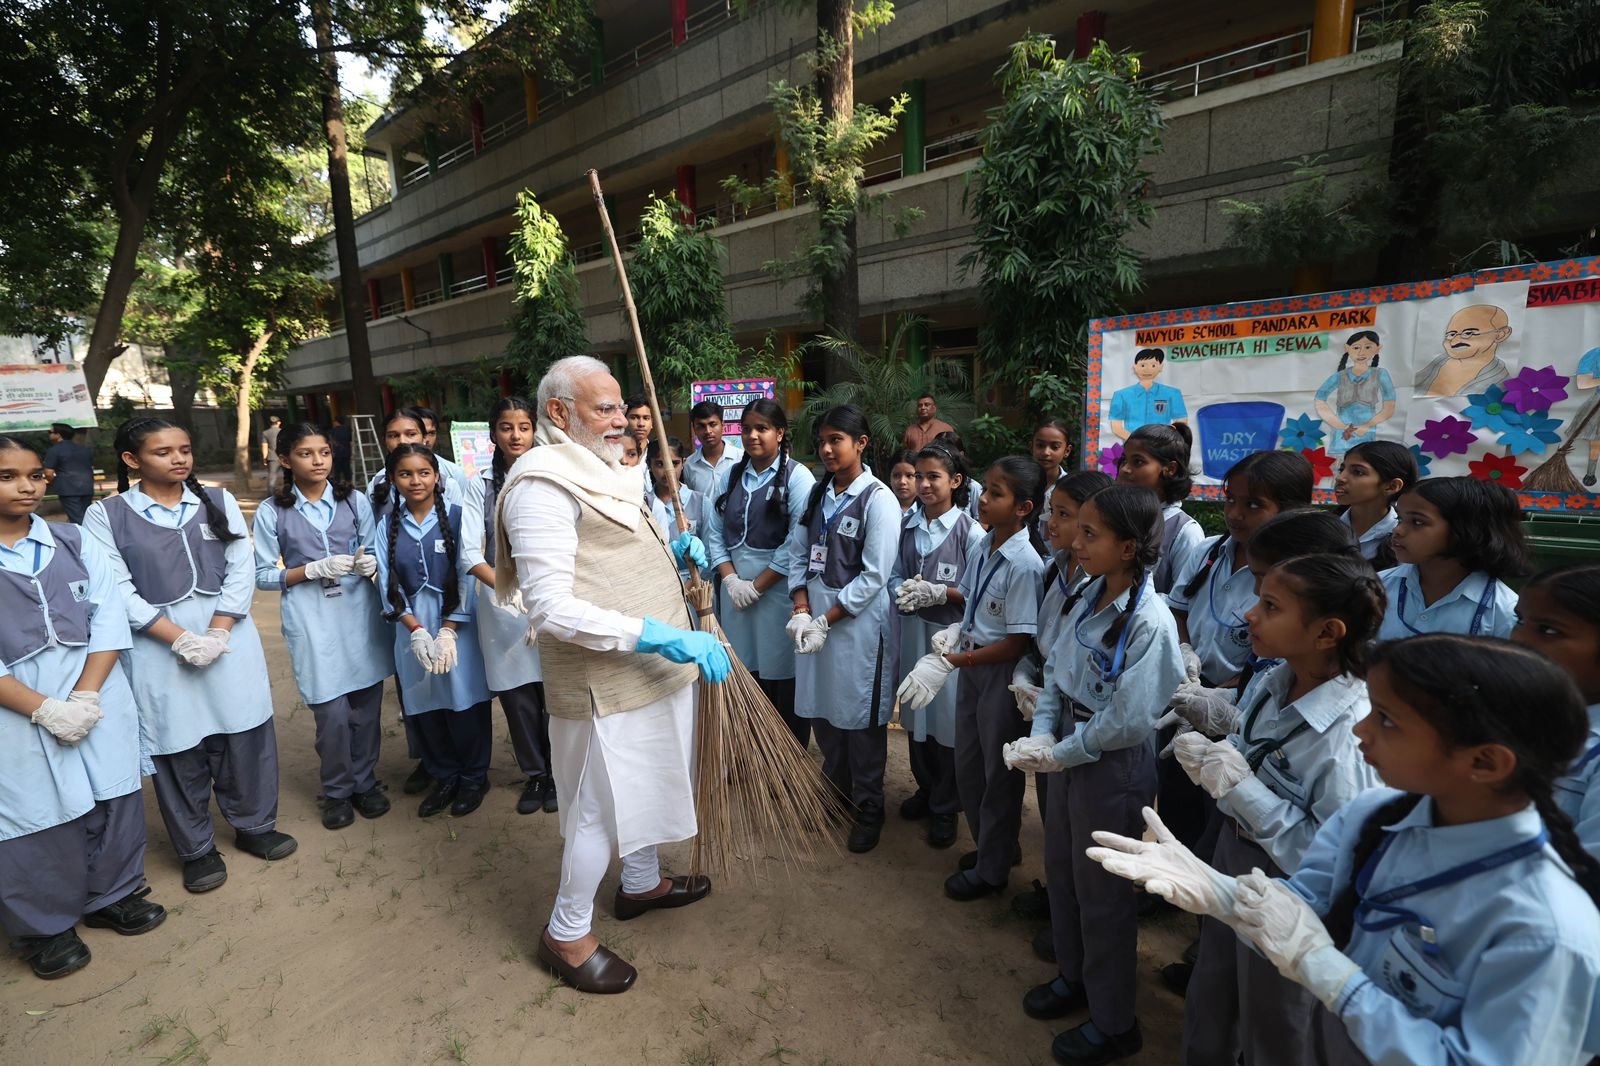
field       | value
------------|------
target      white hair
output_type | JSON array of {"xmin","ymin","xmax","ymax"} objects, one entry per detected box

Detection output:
[{"xmin": 537, "ymin": 356, "xmax": 613, "ymax": 426}]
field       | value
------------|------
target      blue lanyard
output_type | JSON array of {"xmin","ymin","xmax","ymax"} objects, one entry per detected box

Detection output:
[
  {"xmin": 961, "ymin": 548, "xmax": 1006, "ymax": 633},
  {"xmin": 1396, "ymin": 574, "xmax": 1494, "ymax": 636},
  {"xmin": 1072, "ymin": 578, "xmax": 1142, "ymax": 683},
  {"xmin": 1354, "ymin": 827, "xmax": 1549, "ymax": 953}
]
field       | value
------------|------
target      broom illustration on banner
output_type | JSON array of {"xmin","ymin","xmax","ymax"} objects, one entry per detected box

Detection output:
[{"xmin": 585, "ymin": 170, "xmax": 846, "ymax": 880}]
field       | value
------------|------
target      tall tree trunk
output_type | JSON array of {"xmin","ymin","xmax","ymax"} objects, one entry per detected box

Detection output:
[
  {"xmin": 233, "ymin": 330, "xmax": 274, "ymax": 494},
  {"xmin": 816, "ymin": 0, "xmax": 860, "ymax": 346},
  {"xmin": 312, "ymin": 0, "xmax": 382, "ymax": 418}
]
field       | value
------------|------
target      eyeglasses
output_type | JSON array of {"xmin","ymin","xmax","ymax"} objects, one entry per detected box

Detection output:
[{"xmin": 557, "ymin": 397, "xmax": 628, "ymax": 417}]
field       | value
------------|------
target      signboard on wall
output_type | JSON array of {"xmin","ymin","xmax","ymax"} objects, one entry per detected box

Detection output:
[
  {"xmin": 690, "ymin": 378, "xmax": 777, "ymax": 435},
  {"xmin": 0, "ymin": 364, "xmax": 97, "ymax": 432},
  {"xmin": 1084, "ymin": 256, "xmax": 1600, "ymax": 512},
  {"xmin": 448, "ymin": 421, "xmax": 494, "ymax": 482}
]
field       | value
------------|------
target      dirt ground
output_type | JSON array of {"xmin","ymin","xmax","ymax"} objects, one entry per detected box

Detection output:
[{"xmin": 0, "ymin": 485, "xmax": 1192, "ymax": 1066}]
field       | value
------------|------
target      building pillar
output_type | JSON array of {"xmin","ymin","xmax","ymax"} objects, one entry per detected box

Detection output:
[
  {"xmin": 523, "ymin": 73, "xmax": 540, "ymax": 124},
  {"xmin": 423, "ymin": 130, "xmax": 439, "ymax": 176},
  {"xmin": 482, "ymin": 237, "xmax": 499, "ymax": 288},
  {"xmin": 400, "ymin": 267, "xmax": 416, "ymax": 310},
  {"xmin": 672, "ymin": 0, "xmax": 688, "ymax": 45},
  {"xmin": 675, "ymin": 165, "xmax": 697, "ymax": 219},
  {"xmin": 367, "ymin": 278, "xmax": 382, "ymax": 320},
  {"xmin": 381, "ymin": 383, "xmax": 397, "ymax": 416},
  {"xmin": 902, "ymin": 79, "xmax": 926, "ymax": 176},
  {"xmin": 590, "ymin": 17, "xmax": 605, "ymax": 85},
  {"xmin": 470, "ymin": 98, "xmax": 486, "ymax": 155},
  {"xmin": 1074, "ymin": 10, "xmax": 1106, "ymax": 58},
  {"xmin": 437, "ymin": 253, "xmax": 455, "ymax": 298},
  {"xmin": 1310, "ymin": 0, "xmax": 1355, "ymax": 61}
]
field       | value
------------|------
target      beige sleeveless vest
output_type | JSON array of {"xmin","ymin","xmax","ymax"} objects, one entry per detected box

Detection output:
[{"xmin": 537, "ymin": 496, "xmax": 699, "ymax": 720}]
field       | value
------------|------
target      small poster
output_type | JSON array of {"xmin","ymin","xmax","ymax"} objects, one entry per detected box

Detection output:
[
  {"xmin": 1084, "ymin": 256, "xmax": 1600, "ymax": 512},
  {"xmin": 0, "ymin": 364, "xmax": 97, "ymax": 431},
  {"xmin": 448, "ymin": 421, "xmax": 495, "ymax": 482},
  {"xmin": 690, "ymin": 378, "xmax": 777, "ymax": 435}
]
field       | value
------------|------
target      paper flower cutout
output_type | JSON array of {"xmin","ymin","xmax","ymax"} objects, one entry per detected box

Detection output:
[
  {"xmin": 1408, "ymin": 445, "xmax": 1432, "ymax": 478},
  {"xmin": 1300, "ymin": 446, "xmax": 1335, "ymax": 482},
  {"xmin": 1462, "ymin": 385, "xmax": 1519, "ymax": 434},
  {"xmin": 1415, "ymin": 416, "xmax": 1476, "ymax": 459},
  {"xmin": 1279, "ymin": 414, "xmax": 1325, "ymax": 451},
  {"xmin": 1500, "ymin": 365, "xmax": 1570, "ymax": 412},
  {"xmin": 1495, "ymin": 410, "xmax": 1563, "ymax": 455},
  {"xmin": 1097, "ymin": 442, "xmax": 1123, "ymax": 475},
  {"xmin": 1468, "ymin": 452, "xmax": 1526, "ymax": 489}
]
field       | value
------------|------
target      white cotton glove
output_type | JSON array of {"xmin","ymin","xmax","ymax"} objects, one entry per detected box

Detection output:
[
  {"xmin": 1173, "ymin": 732, "xmax": 1251, "ymax": 798},
  {"xmin": 1086, "ymin": 806, "xmax": 1241, "ymax": 923},
  {"xmin": 796, "ymin": 614, "xmax": 830, "ymax": 655},
  {"xmin": 724, "ymin": 575, "xmax": 761, "ymax": 611},
  {"xmin": 894, "ymin": 575, "xmax": 949, "ymax": 613},
  {"xmin": 929, "ymin": 622, "xmax": 962, "ymax": 656},
  {"xmin": 1002, "ymin": 735, "xmax": 1059, "ymax": 772},
  {"xmin": 1157, "ymin": 713, "xmax": 1195, "ymax": 758},
  {"xmin": 430, "ymin": 628, "xmax": 459, "ymax": 674},
  {"xmin": 31, "ymin": 696, "xmax": 103, "ymax": 744},
  {"xmin": 1171, "ymin": 680, "xmax": 1242, "ymax": 736},
  {"xmin": 786, "ymin": 611, "xmax": 813, "ymax": 651},
  {"xmin": 1180, "ymin": 642, "xmax": 1203, "ymax": 684},
  {"xmin": 350, "ymin": 547, "xmax": 377, "ymax": 578},
  {"xmin": 1234, "ymin": 870, "xmax": 1363, "ymax": 1011},
  {"xmin": 304, "ymin": 554, "xmax": 357, "ymax": 581},
  {"xmin": 1009, "ymin": 682, "xmax": 1041, "ymax": 720},
  {"xmin": 409, "ymin": 627, "xmax": 438, "ymax": 670},
  {"xmin": 896, "ymin": 652, "xmax": 956, "ymax": 710}
]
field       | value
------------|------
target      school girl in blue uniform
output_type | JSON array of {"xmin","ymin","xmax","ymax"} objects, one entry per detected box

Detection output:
[
  {"xmin": 890, "ymin": 443, "xmax": 983, "ymax": 849},
  {"xmin": 705, "ymin": 398, "xmax": 815, "ymax": 748},
  {"xmin": 1512, "ymin": 562, "xmax": 1600, "ymax": 852},
  {"xmin": 1009, "ymin": 484, "xmax": 1185, "ymax": 1064},
  {"xmin": 1115, "ymin": 423, "xmax": 1203, "ymax": 594},
  {"xmin": 1378, "ymin": 477, "xmax": 1524, "ymax": 640},
  {"xmin": 0, "ymin": 435, "xmax": 166, "ymax": 980},
  {"xmin": 1333, "ymin": 440, "xmax": 1416, "ymax": 568},
  {"xmin": 646, "ymin": 436, "xmax": 709, "ymax": 585},
  {"xmin": 784, "ymin": 405, "xmax": 901, "ymax": 854},
  {"xmin": 1175, "ymin": 553, "xmax": 1384, "ymax": 1066},
  {"xmin": 462, "ymin": 397, "xmax": 555, "ymax": 816},
  {"xmin": 902, "ymin": 456, "xmax": 1047, "ymax": 897},
  {"xmin": 1091, "ymin": 635, "xmax": 1600, "ymax": 1066},
  {"xmin": 253, "ymin": 423, "xmax": 392, "ymax": 831},
  {"xmin": 375, "ymin": 444, "xmax": 493, "ymax": 819},
  {"xmin": 85, "ymin": 417, "xmax": 295, "ymax": 894}
]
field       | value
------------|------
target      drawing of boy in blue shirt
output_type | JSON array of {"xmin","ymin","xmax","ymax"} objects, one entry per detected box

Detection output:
[{"xmin": 1109, "ymin": 348, "xmax": 1188, "ymax": 441}]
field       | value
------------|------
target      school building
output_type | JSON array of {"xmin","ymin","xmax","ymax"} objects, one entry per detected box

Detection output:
[{"xmin": 281, "ymin": 0, "xmax": 1467, "ymax": 419}]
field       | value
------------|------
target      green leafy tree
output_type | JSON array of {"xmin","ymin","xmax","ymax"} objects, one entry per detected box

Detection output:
[
  {"xmin": 505, "ymin": 190, "xmax": 589, "ymax": 384},
  {"xmin": 963, "ymin": 35, "xmax": 1164, "ymax": 425}
]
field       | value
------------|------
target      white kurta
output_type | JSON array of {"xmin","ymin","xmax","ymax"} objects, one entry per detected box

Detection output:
[{"xmin": 501, "ymin": 475, "xmax": 696, "ymax": 857}]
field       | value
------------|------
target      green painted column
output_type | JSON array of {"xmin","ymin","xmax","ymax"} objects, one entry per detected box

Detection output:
[
  {"xmin": 590, "ymin": 16, "xmax": 605, "ymax": 85},
  {"xmin": 423, "ymin": 130, "xmax": 439, "ymax": 176},
  {"xmin": 903, "ymin": 79, "xmax": 926, "ymax": 176},
  {"xmin": 437, "ymin": 253, "xmax": 455, "ymax": 298}
]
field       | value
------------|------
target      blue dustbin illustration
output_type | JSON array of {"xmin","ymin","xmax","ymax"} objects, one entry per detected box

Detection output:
[{"xmin": 1197, "ymin": 402, "xmax": 1286, "ymax": 480}]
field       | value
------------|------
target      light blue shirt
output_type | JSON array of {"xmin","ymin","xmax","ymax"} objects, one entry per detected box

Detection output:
[
  {"xmin": 1288, "ymin": 790, "xmax": 1600, "ymax": 1065},
  {"xmin": 1217, "ymin": 664, "xmax": 1378, "ymax": 872},
  {"xmin": 958, "ymin": 530, "xmax": 1044, "ymax": 648},
  {"xmin": 1168, "ymin": 535, "xmax": 1257, "ymax": 683},
  {"xmin": 1555, "ymin": 704, "xmax": 1600, "ymax": 855},
  {"xmin": 1033, "ymin": 574, "xmax": 1185, "ymax": 767},
  {"xmin": 683, "ymin": 441, "xmax": 743, "ymax": 498},
  {"xmin": 1377, "ymin": 564, "xmax": 1517, "ymax": 641},
  {"xmin": 1109, "ymin": 381, "xmax": 1187, "ymax": 431},
  {"xmin": 1342, "ymin": 507, "xmax": 1399, "ymax": 562}
]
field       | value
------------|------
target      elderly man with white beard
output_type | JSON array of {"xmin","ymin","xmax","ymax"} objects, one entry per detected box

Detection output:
[{"xmin": 493, "ymin": 355, "xmax": 729, "ymax": 994}]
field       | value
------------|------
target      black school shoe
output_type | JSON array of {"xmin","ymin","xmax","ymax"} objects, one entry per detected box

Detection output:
[
  {"xmin": 450, "ymin": 780, "xmax": 488, "ymax": 817},
  {"xmin": 19, "ymin": 930, "xmax": 90, "ymax": 980},
  {"xmin": 84, "ymin": 895, "xmax": 167, "ymax": 936},
  {"xmin": 235, "ymin": 830, "xmax": 299, "ymax": 861},
  {"xmin": 183, "ymin": 848, "xmax": 228, "ymax": 893},
  {"xmin": 320, "ymin": 797, "xmax": 355, "ymax": 830},
  {"xmin": 351, "ymin": 786, "xmax": 391, "ymax": 819},
  {"xmin": 517, "ymin": 776, "xmax": 544, "ymax": 816},
  {"xmin": 944, "ymin": 869, "xmax": 1007, "ymax": 901},
  {"xmin": 1051, "ymin": 1020, "xmax": 1142, "ymax": 1065},
  {"xmin": 402, "ymin": 762, "xmax": 433, "ymax": 795},
  {"xmin": 927, "ymin": 812, "xmax": 959, "ymax": 849},
  {"xmin": 418, "ymin": 778, "xmax": 458, "ymax": 818}
]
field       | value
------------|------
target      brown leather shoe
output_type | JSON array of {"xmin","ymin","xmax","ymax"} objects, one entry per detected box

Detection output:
[
  {"xmin": 536, "ymin": 930, "xmax": 636, "ymax": 994},
  {"xmin": 613, "ymin": 875, "xmax": 712, "ymax": 921}
]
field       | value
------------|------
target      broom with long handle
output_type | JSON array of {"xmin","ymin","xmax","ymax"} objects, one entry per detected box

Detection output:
[{"xmin": 586, "ymin": 170, "xmax": 845, "ymax": 880}]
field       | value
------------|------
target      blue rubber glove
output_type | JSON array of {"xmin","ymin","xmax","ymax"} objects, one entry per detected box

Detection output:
[
  {"xmin": 670, "ymin": 532, "xmax": 708, "ymax": 570},
  {"xmin": 637, "ymin": 617, "xmax": 731, "ymax": 682}
]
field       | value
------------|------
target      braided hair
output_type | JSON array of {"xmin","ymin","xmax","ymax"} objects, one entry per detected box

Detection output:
[
  {"xmin": 114, "ymin": 416, "xmax": 239, "ymax": 542},
  {"xmin": 370, "ymin": 408, "xmax": 429, "ymax": 511},
  {"xmin": 716, "ymin": 398, "xmax": 795, "ymax": 523},
  {"xmin": 1323, "ymin": 636, "xmax": 1600, "ymax": 948},
  {"xmin": 987, "ymin": 455, "xmax": 1048, "ymax": 554},
  {"xmin": 273, "ymin": 423, "xmax": 353, "ymax": 510},
  {"xmin": 1080, "ymin": 484, "xmax": 1163, "ymax": 650},
  {"xmin": 381, "ymin": 443, "xmax": 460, "ymax": 620},
  {"xmin": 489, "ymin": 396, "xmax": 537, "ymax": 502}
]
